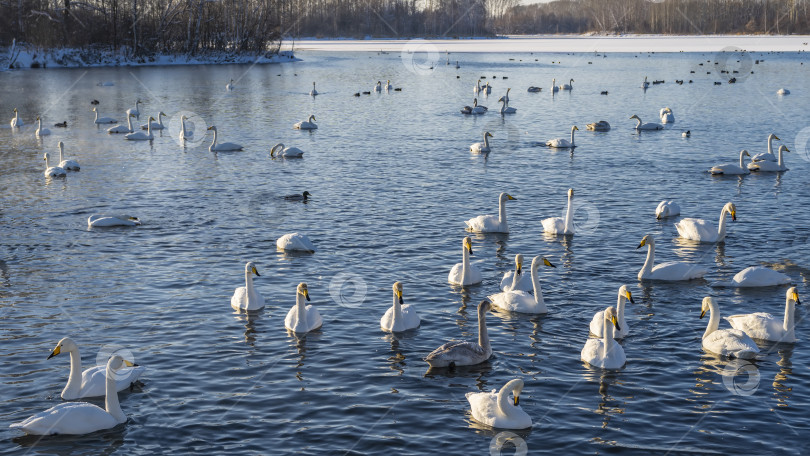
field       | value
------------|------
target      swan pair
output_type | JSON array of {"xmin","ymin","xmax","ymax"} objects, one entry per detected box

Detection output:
[
  {"xmin": 461, "ymin": 99, "xmax": 486, "ymax": 115},
  {"xmin": 43, "ymin": 153, "xmax": 67, "ymax": 178},
  {"xmin": 207, "ymin": 126, "xmax": 244, "ymax": 151},
  {"xmin": 589, "ymin": 286, "xmax": 634, "ymax": 338},
  {"xmin": 546, "ymin": 126, "xmax": 577, "ymax": 148},
  {"xmin": 35, "ymin": 117, "xmax": 51, "ymax": 136},
  {"xmin": 710, "ymin": 150, "xmax": 750, "ymax": 175},
  {"xmin": 124, "ymin": 117, "xmax": 155, "ymax": 140},
  {"xmin": 581, "ymin": 306, "xmax": 626, "ymax": 369},
  {"xmin": 725, "ymin": 287, "xmax": 800, "ymax": 342},
  {"xmin": 380, "ymin": 282, "xmax": 420, "ymax": 332},
  {"xmin": 630, "ymin": 115, "xmax": 663, "ymax": 130},
  {"xmin": 231, "ymin": 262, "xmax": 265, "ymax": 311},
  {"xmin": 107, "ymin": 113, "xmax": 137, "ymax": 134},
  {"xmin": 294, "ymin": 115, "xmax": 318, "ymax": 130},
  {"xmin": 489, "ymin": 255, "xmax": 555, "ymax": 314},
  {"xmin": 465, "ymin": 192, "xmax": 515, "ymax": 233},
  {"xmin": 466, "ymin": 378, "xmax": 532, "ymax": 429},
  {"xmin": 637, "ymin": 235, "xmax": 708, "ymax": 281},
  {"xmin": 470, "ymin": 132, "xmax": 492, "ymax": 153},
  {"xmin": 425, "ymin": 299, "xmax": 491, "ymax": 368},
  {"xmin": 748, "ymin": 146, "xmax": 790, "ymax": 172},
  {"xmin": 675, "ymin": 202, "xmax": 735, "ymax": 243},
  {"xmin": 141, "ymin": 112, "xmax": 166, "ymax": 130}
]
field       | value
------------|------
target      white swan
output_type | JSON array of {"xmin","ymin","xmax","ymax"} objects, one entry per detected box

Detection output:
[
  {"xmin": 581, "ymin": 307, "xmax": 626, "ymax": 369},
  {"xmin": 385, "ymin": 80, "xmax": 393, "ymax": 91},
  {"xmin": 46, "ymin": 337, "xmax": 145, "ymax": 399},
  {"xmin": 723, "ymin": 266, "xmax": 791, "ymax": 287},
  {"xmin": 470, "ymin": 132, "xmax": 492, "ymax": 154},
  {"xmin": 271, "ymin": 143, "xmax": 304, "ymax": 158},
  {"xmin": 541, "ymin": 188, "xmax": 574, "ymax": 235},
  {"xmin": 465, "ymin": 192, "xmax": 515, "ymax": 233},
  {"xmin": 546, "ymin": 126, "xmax": 578, "ymax": 148},
  {"xmin": 381, "ymin": 282, "xmax": 420, "ymax": 332},
  {"xmin": 551, "ymin": 78, "xmax": 559, "ymax": 93},
  {"xmin": 276, "ymin": 232, "xmax": 315, "ymax": 253},
  {"xmin": 88, "ymin": 215, "xmax": 141, "ymax": 227},
  {"xmin": 637, "ymin": 234, "xmax": 708, "ymax": 281},
  {"xmin": 231, "ymin": 262, "xmax": 265, "ymax": 311},
  {"xmin": 659, "ymin": 107, "xmax": 675, "ymax": 123},
  {"xmin": 586, "ymin": 120, "xmax": 610, "ymax": 131},
  {"xmin": 141, "ymin": 112, "xmax": 166, "ymax": 130},
  {"xmin": 448, "ymin": 236, "xmax": 482, "ymax": 286},
  {"xmin": 500, "ymin": 253, "xmax": 530, "ymax": 292},
  {"xmin": 43, "ymin": 153, "xmax": 66, "ymax": 178},
  {"xmin": 710, "ymin": 150, "xmax": 750, "ymax": 175},
  {"xmin": 57, "ymin": 141, "xmax": 80, "ymax": 171},
  {"xmin": 642, "ymin": 76, "xmax": 650, "ymax": 89},
  {"xmin": 309, "ymin": 82, "xmax": 318, "ymax": 96},
  {"xmin": 751, "ymin": 133, "xmax": 779, "ymax": 162},
  {"xmin": 124, "ymin": 116, "xmax": 154, "ymax": 141},
  {"xmin": 206, "ymin": 126, "xmax": 243, "ymax": 151},
  {"xmin": 590, "ymin": 286, "xmax": 634, "ymax": 339},
  {"xmin": 293, "ymin": 115, "xmax": 318, "ymax": 130},
  {"xmin": 126, "ymin": 99, "xmax": 141, "ymax": 120},
  {"xmin": 461, "ymin": 99, "xmax": 487, "ymax": 115},
  {"xmin": 284, "ymin": 283, "xmax": 322, "ymax": 333},
  {"xmin": 655, "ymin": 200, "xmax": 680, "ymax": 219},
  {"xmin": 726, "ymin": 287, "xmax": 800, "ymax": 342},
  {"xmin": 374, "ymin": 81, "xmax": 382, "ymax": 92},
  {"xmin": 474, "ymin": 79, "xmax": 481, "ymax": 94},
  {"xmin": 10, "ymin": 355, "xmax": 132, "ymax": 435},
  {"xmin": 777, "ymin": 88, "xmax": 790, "ymax": 95},
  {"xmin": 35, "ymin": 117, "xmax": 51, "ymax": 136},
  {"xmin": 179, "ymin": 115, "xmax": 193, "ymax": 140},
  {"xmin": 700, "ymin": 297, "xmax": 759, "ymax": 359},
  {"xmin": 107, "ymin": 113, "xmax": 136, "ymax": 134},
  {"xmin": 92, "ymin": 107, "xmax": 117, "ymax": 124},
  {"xmin": 489, "ymin": 256, "xmax": 554, "ymax": 314},
  {"xmin": 10, "ymin": 108, "xmax": 23, "ymax": 127},
  {"xmin": 675, "ymin": 202, "xmax": 736, "ymax": 243},
  {"xmin": 630, "ymin": 114, "xmax": 663, "ymax": 130},
  {"xmin": 466, "ymin": 378, "xmax": 532, "ymax": 429},
  {"xmin": 425, "ymin": 299, "xmax": 492, "ymax": 368},
  {"xmin": 559, "ymin": 78, "xmax": 574, "ymax": 90},
  {"xmin": 483, "ymin": 82, "xmax": 492, "ymax": 95},
  {"xmin": 498, "ymin": 97, "xmax": 516, "ymax": 114},
  {"xmin": 226, "ymin": 79, "xmax": 234, "ymax": 91},
  {"xmin": 748, "ymin": 145, "xmax": 789, "ymax": 172}
]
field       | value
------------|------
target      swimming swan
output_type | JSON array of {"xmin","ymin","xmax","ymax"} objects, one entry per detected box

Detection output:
[
  {"xmin": 721, "ymin": 266, "xmax": 791, "ymax": 287},
  {"xmin": 276, "ymin": 232, "xmax": 315, "ymax": 253},
  {"xmin": 581, "ymin": 306, "xmax": 626, "ymax": 369},
  {"xmin": 675, "ymin": 202, "xmax": 736, "ymax": 243},
  {"xmin": 424, "ymin": 299, "xmax": 492, "ymax": 368},
  {"xmin": 560, "ymin": 78, "xmax": 574, "ymax": 90},
  {"xmin": 107, "ymin": 113, "xmax": 136, "ymax": 134},
  {"xmin": 10, "ymin": 108, "xmax": 23, "ymax": 127},
  {"xmin": 546, "ymin": 126, "xmax": 578, "ymax": 148},
  {"xmin": 92, "ymin": 107, "xmax": 117, "ymax": 124},
  {"xmin": 309, "ymin": 82, "xmax": 318, "ymax": 96},
  {"xmin": 465, "ymin": 192, "xmax": 515, "ymax": 233},
  {"xmin": 140, "ymin": 112, "xmax": 166, "ymax": 130},
  {"xmin": 659, "ymin": 107, "xmax": 675, "ymax": 123},
  {"xmin": 590, "ymin": 286, "xmax": 634, "ymax": 339},
  {"xmin": 271, "ymin": 143, "xmax": 304, "ymax": 158},
  {"xmin": 448, "ymin": 236, "xmax": 482, "ymax": 286},
  {"xmin": 124, "ymin": 116, "xmax": 154, "ymax": 140},
  {"xmin": 57, "ymin": 141, "xmax": 80, "ymax": 171},
  {"xmin": 541, "ymin": 188, "xmax": 574, "ymax": 235},
  {"xmin": 284, "ymin": 283, "xmax": 322, "ymax": 333},
  {"xmin": 293, "ymin": 115, "xmax": 318, "ymax": 130},
  {"xmin": 710, "ymin": 150, "xmax": 750, "ymax": 175},
  {"xmin": 700, "ymin": 297, "xmax": 759, "ymax": 359},
  {"xmin": 500, "ymin": 253, "xmax": 530, "ymax": 292},
  {"xmin": 629, "ymin": 114, "xmax": 663, "ymax": 130},
  {"xmin": 751, "ymin": 134, "xmax": 780, "ymax": 162},
  {"xmin": 207, "ymin": 126, "xmax": 243, "ymax": 151},
  {"xmin": 466, "ymin": 378, "xmax": 532, "ymax": 429},
  {"xmin": 43, "ymin": 153, "xmax": 66, "ymax": 178},
  {"xmin": 748, "ymin": 145, "xmax": 789, "ymax": 172},
  {"xmin": 489, "ymin": 256, "xmax": 554, "ymax": 314},
  {"xmin": 179, "ymin": 115, "xmax": 193, "ymax": 140},
  {"xmin": 35, "ymin": 117, "xmax": 51, "ymax": 136},
  {"xmin": 380, "ymin": 281, "xmax": 420, "ymax": 332},
  {"xmin": 126, "ymin": 99, "xmax": 141, "ymax": 120},
  {"xmin": 498, "ymin": 97, "xmax": 516, "ymax": 114},
  {"xmin": 231, "ymin": 262, "xmax": 265, "ymax": 311},
  {"xmin": 726, "ymin": 287, "xmax": 800, "ymax": 342},
  {"xmin": 470, "ymin": 132, "xmax": 493, "ymax": 154},
  {"xmin": 655, "ymin": 200, "xmax": 680, "ymax": 219},
  {"xmin": 637, "ymin": 234, "xmax": 708, "ymax": 281}
]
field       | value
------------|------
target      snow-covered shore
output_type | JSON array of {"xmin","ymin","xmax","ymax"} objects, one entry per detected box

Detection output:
[
  {"xmin": 2, "ymin": 44, "xmax": 300, "ymax": 71},
  {"xmin": 293, "ymin": 34, "xmax": 810, "ymax": 53}
]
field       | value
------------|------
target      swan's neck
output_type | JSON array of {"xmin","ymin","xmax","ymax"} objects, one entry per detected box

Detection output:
[
  {"xmin": 495, "ymin": 383, "xmax": 514, "ymax": 418},
  {"xmin": 461, "ymin": 246, "xmax": 471, "ymax": 284},
  {"xmin": 483, "ymin": 134, "xmax": 490, "ymax": 148},
  {"xmin": 392, "ymin": 292, "xmax": 404, "ymax": 327},
  {"xmin": 510, "ymin": 265, "xmax": 521, "ymax": 291},
  {"xmin": 59, "ymin": 144, "xmax": 65, "ymax": 162},
  {"xmin": 127, "ymin": 115, "xmax": 133, "ymax": 131},
  {"xmin": 44, "ymin": 155, "xmax": 51, "ymax": 169},
  {"xmin": 783, "ymin": 298, "xmax": 796, "ymax": 339},
  {"xmin": 768, "ymin": 135, "xmax": 774, "ymax": 155},
  {"xmin": 500, "ymin": 100, "xmax": 506, "ymax": 113},
  {"xmin": 570, "ymin": 127, "xmax": 576, "ymax": 145},
  {"xmin": 739, "ymin": 150, "xmax": 746, "ymax": 168},
  {"xmin": 717, "ymin": 207, "xmax": 730, "ymax": 240},
  {"xmin": 777, "ymin": 148, "xmax": 784, "ymax": 166},
  {"xmin": 702, "ymin": 304, "xmax": 720, "ymax": 339},
  {"xmin": 498, "ymin": 198, "xmax": 507, "ymax": 230},
  {"xmin": 616, "ymin": 294, "xmax": 626, "ymax": 330},
  {"xmin": 147, "ymin": 120, "xmax": 152, "ymax": 135},
  {"xmin": 296, "ymin": 292, "xmax": 307, "ymax": 323},
  {"xmin": 105, "ymin": 363, "xmax": 126, "ymax": 423},
  {"xmin": 245, "ymin": 270, "xmax": 256, "ymax": 301},
  {"xmin": 477, "ymin": 306, "xmax": 490, "ymax": 354},
  {"xmin": 37, "ymin": 118, "xmax": 41, "ymax": 130},
  {"xmin": 563, "ymin": 193, "xmax": 574, "ymax": 233},
  {"xmin": 634, "ymin": 117, "xmax": 642, "ymax": 128},
  {"xmin": 180, "ymin": 119, "xmax": 186, "ymax": 136},
  {"xmin": 157, "ymin": 115, "xmax": 164, "ymax": 127},
  {"xmin": 210, "ymin": 129, "xmax": 218, "ymax": 150},
  {"xmin": 63, "ymin": 348, "xmax": 83, "ymax": 398},
  {"xmin": 640, "ymin": 242, "xmax": 655, "ymax": 278},
  {"xmin": 94, "ymin": 110, "xmax": 99, "ymax": 122},
  {"xmin": 531, "ymin": 266, "xmax": 543, "ymax": 304},
  {"xmin": 601, "ymin": 311, "xmax": 617, "ymax": 357}
]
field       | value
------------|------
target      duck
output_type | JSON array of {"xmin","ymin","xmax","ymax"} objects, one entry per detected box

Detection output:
[
  {"xmin": 777, "ymin": 88, "xmax": 790, "ymax": 95},
  {"xmin": 45, "ymin": 337, "xmax": 145, "ymax": 399},
  {"xmin": 424, "ymin": 299, "xmax": 492, "ymax": 368},
  {"xmin": 581, "ymin": 307, "xmax": 626, "ymax": 369},
  {"xmin": 466, "ymin": 378, "xmax": 532, "ymax": 429},
  {"xmin": 124, "ymin": 116, "xmax": 155, "ymax": 140},
  {"xmin": 293, "ymin": 115, "xmax": 318, "ymax": 130},
  {"xmin": 270, "ymin": 143, "xmax": 304, "ymax": 158},
  {"xmin": 140, "ymin": 112, "xmax": 166, "ymax": 130},
  {"xmin": 374, "ymin": 81, "xmax": 382, "ymax": 92},
  {"xmin": 589, "ymin": 286, "xmax": 634, "ymax": 339},
  {"xmin": 10, "ymin": 108, "xmax": 23, "ymax": 127},
  {"xmin": 699, "ymin": 297, "xmax": 759, "ymax": 359},
  {"xmin": 54, "ymin": 121, "xmax": 68, "ymax": 128},
  {"xmin": 748, "ymin": 145, "xmax": 790, "ymax": 172},
  {"xmin": 629, "ymin": 114, "xmax": 663, "ymax": 130},
  {"xmin": 659, "ymin": 107, "xmax": 675, "ymax": 123},
  {"xmin": 10, "ymin": 355, "xmax": 133, "ymax": 435},
  {"xmin": 682, "ymin": 130, "xmax": 691, "ymax": 137},
  {"xmin": 380, "ymin": 282, "xmax": 420, "ymax": 332},
  {"xmin": 541, "ymin": 188, "xmax": 574, "ymax": 235},
  {"xmin": 231, "ymin": 262, "xmax": 265, "ymax": 311},
  {"xmin": 309, "ymin": 82, "xmax": 318, "ymax": 96},
  {"xmin": 637, "ymin": 234, "xmax": 708, "ymax": 281},
  {"xmin": 586, "ymin": 121, "xmax": 610, "ymax": 131},
  {"xmin": 499, "ymin": 254, "xmax": 530, "ymax": 292},
  {"xmin": 751, "ymin": 133, "xmax": 780, "ymax": 162},
  {"xmin": 56, "ymin": 141, "xmax": 80, "ymax": 171},
  {"xmin": 448, "ymin": 237, "xmax": 482, "ymax": 286},
  {"xmin": 35, "ymin": 117, "xmax": 51, "ymax": 136},
  {"xmin": 206, "ymin": 126, "xmax": 243, "ymax": 151},
  {"xmin": 276, "ymin": 233, "xmax": 315, "ymax": 253},
  {"xmin": 43, "ymin": 153, "xmax": 66, "ymax": 178},
  {"xmin": 710, "ymin": 150, "xmax": 751, "ymax": 175},
  {"xmin": 465, "ymin": 192, "xmax": 515, "ymax": 233},
  {"xmin": 546, "ymin": 126, "xmax": 578, "ymax": 148},
  {"xmin": 721, "ymin": 266, "xmax": 791, "ymax": 287},
  {"xmin": 726, "ymin": 287, "xmax": 800, "ymax": 342},
  {"xmin": 126, "ymin": 99, "xmax": 141, "ymax": 120},
  {"xmin": 284, "ymin": 191, "xmax": 311, "ymax": 201},
  {"xmin": 489, "ymin": 256, "xmax": 555, "ymax": 314},
  {"xmin": 92, "ymin": 107, "xmax": 117, "ymax": 124},
  {"xmin": 675, "ymin": 202, "xmax": 736, "ymax": 243},
  {"xmin": 470, "ymin": 132, "xmax": 493, "ymax": 154},
  {"xmin": 655, "ymin": 200, "xmax": 680, "ymax": 219},
  {"xmin": 107, "ymin": 113, "xmax": 136, "ymax": 134},
  {"xmin": 284, "ymin": 283, "xmax": 322, "ymax": 333},
  {"xmin": 87, "ymin": 215, "xmax": 141, "ymax": 227},
  {"xmin": 90, "ymin": 99, "xmax": 100, "ymax": 105}
]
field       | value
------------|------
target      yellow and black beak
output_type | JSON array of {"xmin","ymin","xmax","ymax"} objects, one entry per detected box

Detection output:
[
  {"xmin": 396, "ymin": 289, "xmax": 403, "ymax": 304},
  {"xmin": 514, "ymin": 395, "xmax": 520, "ymax": 406},
  {"xmin": 636, "ymin": 239, "xmax": 646, "ymax": 249},
  {"xmin": 611, "ymin": 315, "xmax": 621, "ymax": 332},
  {"xmin": 466, "ymin": 240, "xmax": 473, "ymax": 255},
  {"xmin": 794, "ymin": 292, "xmax": 801, "ymax": 306},
  {"xmin": 544, "ymin": 258, "xmax": 556, "ymax": 268},
  {"xmin": 507, "ymin": 195, "xmax": 516, "ymax": 201},
  {"xmin": 700, "ymin": 309, "xmax": 707, "ymax": 319},
  {"xmin": 47, "ymin": 345, "xmax": 61, "ymax": 360},
  {"xmin": 516, "ymin": 263, "xmax": 522, "ymax": 275},
  {"xmin": 304, "ymin": 289, "xmax": 311, "ymax": 301},
  {"xmin": 252, "ymin": 266, "xmax": 260, "ymax": 277},
  {"xmin": 123, "ymin": 360, "xmax": 135, "ymax": 367},
  {"xmin": 626, "ymin": 291, "xmax": 635, "ymax": 304},
  {"xmin": 731, "ymin": 210, "xmax": 737, "ymax": 221}
]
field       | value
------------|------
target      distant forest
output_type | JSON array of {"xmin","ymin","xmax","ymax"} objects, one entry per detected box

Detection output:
[{"xmin": 2, "ymin": 0, "xmax": 810, "ymax": 54}]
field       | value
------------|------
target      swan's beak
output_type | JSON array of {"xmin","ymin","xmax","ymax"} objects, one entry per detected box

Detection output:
[
  {"xmin": 731, "ymin": 210, "xmax": 737, "ymax": 221},
  {"xmin": 47, "ymin": 346, "xmax": 61, "ymax": 360},
  {"xmin": 516, "ymin": 263, "xmax": 522, "ymax": 275},
  {"xmin": 794, "ymin": 292, "xmax": 801, "ymax": 305},
  {"xmin": 396, "ymin": 289, "xmax": 403, "ymax": 304},
  {"xmin": 636, "ymin": 239, "xmax": 646, "ymax": 249},
  {"xmin": 207, "ymin": 126, "xmax": 215, "ymax": 130},
  {"xmin": 123, "ymin": 360, "xmax": 135, "ymax": 367},
  {"xmin": 507, "ymin": 195, "xmax": 516, "ymax": 200},
  {"xmin": 626, "ymin": 291, "xmax": 635, "ymax": 304},
  {"xmin": 252, "ymin": 266, "xmax": 260, "ymax": 277},
  {"xmin": 513, "ymin": 395, "xmax": 520, "ymax": 406},
  {"xmin": 611, "ymin": 315, "xmax": 621, "ymax": 331},
  {"xmin": 544, "ymin": 258, "xmax": 556, "ymax": 268},
  {"xmin": 700, "ymin": 309, "xmax": 707, "ymax": 319},
  {"xmin": 304, "ymin": 290, "xmax": 310, "ymax": 301},
  {"xmin": 774, "ymin": 135, "xmax": 781, "ymax": 140}
]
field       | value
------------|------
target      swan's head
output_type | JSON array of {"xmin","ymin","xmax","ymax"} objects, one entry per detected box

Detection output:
[
  {"xmin": 47, "ymin": 337, "xmax": 78, "ymax": 359},
  {"xmin": 58, "ymin": 141, "xmax": 64, "ymax": 150},
  {"xmin": 572, "ymin": 126, "xmax": 579, "ymax": 131},
  {"xmin": 514, "ymin": 254, "xmax": 524, "ymax": 274},
  {"xmin": 605, "ymin": 307, "xmax": 620, "ymax": 331},
  {"xmin": 245, "ymin": 262, "xmax": 260, "ymax": 276},
  {"xmin": 207, "ymin": 126, "xmax": 217, "ymax": 132},
  {"xmin": 724, "ymin": 202, "xmax": 737, "ymax": 221},
  {"xmin": 129, "ymin": 113, "xmax": 136, "ymax": 118},
  {"xmin": 478, "ymin": 299, "xmax": 491, "ymax": 313},
  {"xmin": 787, "ymin": 287, "xmax": 801, "ymax": 305},
  {"xmin": 618, "ymin": 285, "xmax": 634, "ymax": 304},
  {"xmin": 505, "ymin": 378, "xmax": 524, "ymax": 406},
  {"xmin": 485, "ymin": 132, "xmax": 493, "ymax": 138},
  {"xmin": 297, "ymin": 283, "xmax": 310, "ymax": 301},
  {"xmin": 270, "ymin": 143, "xmax": 284, "ymax": 156},
  {"xmin": 107, "ymin": 354, "xmax": 135, "ymax": 373},
  {"xmin": 92, "ymin": 107, "xmax": 98, "ymax": 112},
  {"xmin": 741, "ymin": 149, "xmax": 750, "ymax": 157},
  {"xmin": 532, "ymin": 256, "xmax": 555, "ymax": 270},
  {"xmin": 770, "ymin": 133, "xmax": 780, "ymax": 141},
  {"xmin": 637, "ymin": 234, "xmax": 654, "ymax": 249},
  {"xmin": 507, "ymin": 88, "xmax": 511, "ymax": 94},
  {"xmin": 498, "ymin": 96, "xmax": 505, "ymax": 103},
  {"xmin": 309, "ymin": 115, "xmax": 316, "ymax": 122},
  {"xmin": 393, "ymin": 281, "xmax": 403, "ymax": 303},
  {"xmin": 567, "ymin": 188, "xmax": 574, "ymax": 198},
  {"xmin": 700, "ymin": 297, "xmax": 717, "ymax": 318},
  {"xmin": 43, "ymin": 153, "xmax": 50, "ymax": 162},
  {"xmin": 629, "ymin": 114, "xmax": 640, "ymax": 120},
  {"xmin": 159, "ymin": 112, "xmax": 166, "ymax": 117},
  {"xmin": 463, "ymin": 236, "xmax": 473, "ymax": 255},
  {"xmin": 181, "ymin": 115, "xmax": 187, "ymax": 121},
  {"xmin": 499, "ymin": 192, "xmax": 516, "ymax": 202},
  {"xmin": 36, "ymin": 116, "xmax": 40, "ymax": 121},
  {"xmin": 778, "ymin": 145, "xmax": 790, "ymax": 153},
  {"xmin": 13, "ymin": 108, "xmax": 18, "ymax": 113}
]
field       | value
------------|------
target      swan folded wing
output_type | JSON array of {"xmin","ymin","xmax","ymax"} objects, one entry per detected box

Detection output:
[
  {"xmin": 425, "ymin": 340, "xmax": 488, "ymax": 367},
  {"xmin": 725, "ymin": 313, "xmax": 783, "ymax": 340},
  {"xmin": 703, "ymin": 329, "xmax": 759, "ymax": 358},
  {"xmin": 580, "ymin": 339, "xmax": 604, "ymax": 365},
  {"xmin": 306, "ymin": 305, "xmax": 323, "ymax": 330},
  {"xmin": 79, "ymin": 365, "xmax": 144, "ymax": 397},
  {"xmin": 466, "ymin": 390, "xmax": 499, "ymax": 426},
  {"xmin": 731, "ymin": 267, "xmax": 790, "ymax": 287},
  {"xmin": 650, "ymin": 262, "xmax": 707, "ymax": 280},
  {"xmin": 546, "ymin": 138, "xmax": 566, "ymax": 147},
  {"xmin": 489, "ymin": 291, "xmax": 539, "ymax": 313},
  {"xmin": 675, "ymin": 218, "xmax": 714, "ymax": 240},
  {"xmin": 541, "ymin": 217, "xmax": 565, "ymax": 234},
  {"xmin": 10, "ymin": 403, "xmax": 118, "ymax": 435},
  {"xmin": 231, "ymin": 287, "xmax": 248, "ymax": 309},
  {"xmin": 465, "ymin": 215, "xmax": 499, "ymax": 232},
  {"xmin": 381, "ymin": 305, "xmax": 420, "ymax": 332},
  {"xmin": 500, "ymin": 271, "xmax": 531, "ymax": 292}
]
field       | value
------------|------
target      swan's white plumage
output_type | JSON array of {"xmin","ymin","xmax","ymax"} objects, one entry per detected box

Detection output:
[
  {"xmin": 470, "ymin": 132, "xmax": 492, "ymax": 154},
  {"xmin": 465, "ymin": 192, "xmax": 515, "ymax": 233},
  {"xmin": 140, "ymin": 112, "xmax": 166, "ymax": 130},
  {"xmin": 108, "ymin": 113, "xmax": 136, "ymax": 134},
  {"xmin": 489, "ymin": 256, "xmax": 554, "ymax": 314},
  {"xmin": 124, "ymin": 116, "xmax": 154, "ymax": 140},
  {"xmin": 126, "ymin": 100, "xmax": 141, "ymax": 119},
  {"xmin": 700, "ymin": 297, "xmax": 759, "ymax": 359},
  {"xmin": 380, "ymin": 282, "xmax": 420, "ymax": 332},
  {"xmin": 271, "ymin": 143, "xmax": 304, "ymax": 158},
  {"xmin": 448, "ymin": 236, "xmax": 482, "ymax": 286},
  {"xmin": 589, "ymin": 286, "xmax": 633, "ymax": 339},
  {"xmin": 637, "ymin": 235, "xmax": 707, "ymax": 281},
  {"xmin": 293, "ymin": 115, "xmax": 318, "ymax": 130},
  {"xmin": 546, "ymin": 126, "xmax": 578, "ymax": 148},
  {"xmin": 751, "ymin": 134, "xmax": 780, "ymax": 162},
  {"xmin": 725, "ymin": 287, "xmax": 800, "ymax": 342},
  {"xmin": 541, "ymin": 188, "xmax": 574, "ymax": 235},
  {"xmin": 284, "ymin": 283, "xmax": 322, "ymax": 333},
  {"xmin": 35, "ymin": 117, "xmax": 51, "ymax": 136},
  {"xmin": 630, "ymin": 114, "xmax": 663, "ymax": 130},
  {"xmin": 92, "ymin": 107, "xmax": 117, "ymax": 124},
  {"xmin": 655, "ymin": 200, "xmax": 680, "ymax": 219},
  {"xmin": 748, "ymin": 145, "xmax": 789, "ymax": 172},
  {"xmin": 725, "ymin": 266, "xmax": 791, "ymax": 287},
  {"xmin": 466, "ymin": 378, "xmax": 532, "ymax": 429},
  {"xmin": 659, "ymin": 107, "xmax": 675, "ymax": 123},
  {"xmin": 499, "ymin": 254, "xmax": 531, "ymax": 292},
  {"xmin": 276, "ymin": 233, "xmax": 315, "ymax": 253},
  {"xmin": 206, "ymin": 126, "xmax": 243, "ymax": 151},
  {"xmin": 710, "ymin": 150, "xmax": 750, "ymax": 175},
  {"xmin": 56, "ymin": 142, "xmax": 80, "ymax": 171},
  {"xmin": 581, "ymin": 307, "xmax": 626, "ymax": 369},
  {"xmin": 231, "ymin": 262, "xmax": 265, "ymax": 311},
  {"xmin": 10, "ymin": 108, "xmax": 23, "ymax": 127},
  {"xmin": 674, "ymin": 202, "xmax": 736, "ymax": 243},
  {"xmin": 43, "ymin": 153, "xmax": 66, "ymax": 178}
]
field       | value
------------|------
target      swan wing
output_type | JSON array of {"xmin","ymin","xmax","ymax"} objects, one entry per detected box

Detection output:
[
  {"xmin": 649, "ymin": 262, "xmax": 707, "ymax": 280},
  {"xmin": 546, "ymin": 138, "xmax": 570, "ymax": 148},
  {"xmin": 489, "ymin": 290, "xmax": 544, "ymax": 314},
  {"xmin": 78, "ymin": 365, "xmax": 145, "ymax": 398},
  {"xmin": 725, "ymin": 313, "xmax": 786, "ymax": 341},
  {"xmin": 731, "ymin": 267, "xmax": 791, "ymax": 287},
  {"xmin": 751, "ymin": 152, "xmax": 776, "ymax": 162},
  {"xmin": 589, "ymin": 311, "xmax": 605, "ymax": 337},
  {"xmin": 465, "ymin": 215, "xmax": 502, "ymax": 233},
  {"xmin": 425, "ymin": 340, "xmax": 488, "ymax": 367},
  {"xmin": 10, "ymin": 403, "xmax": 118, "ymax": 435},
  {"xmin": 675, "ymin": 218, "xmax": 716, "ymax": 241},
  {"xmin": 710, "ymin": 163, "xmax": 747, "ymax": 175},
  {"xmin": 541, "ymin": 217, "xmax": 565, "ymax": 234},
  {"xmin": 305, "ymin": 305, "xmax": 323, "ymax": 331},
  {"xmin": 231, "ymin": 287, "xmax": 248, "ymax": 310},
  {"xmin": 703, "ymin": 329, "xmax": 759, "ymax": 358}
]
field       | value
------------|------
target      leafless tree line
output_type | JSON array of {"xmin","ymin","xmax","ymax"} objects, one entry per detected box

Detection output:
[{"xmin": 3, "ymin": 0, "xmax": 810, "ymax": 53}]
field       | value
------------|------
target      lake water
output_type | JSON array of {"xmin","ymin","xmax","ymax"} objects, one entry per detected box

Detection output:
[{"xmin": 1, "ymin": 48, "xmax": 809, "ymax": 455}]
